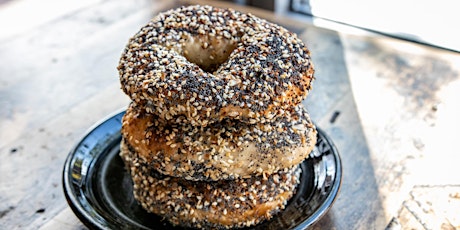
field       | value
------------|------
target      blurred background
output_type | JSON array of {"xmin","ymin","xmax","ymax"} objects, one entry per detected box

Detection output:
[
  {"xmin": 1, "ymin": 0, "xmax": 458, "ymax": 52},
  {"xmin": 229, "ymin": 0, "xmax": 460, "ymax": 52}
]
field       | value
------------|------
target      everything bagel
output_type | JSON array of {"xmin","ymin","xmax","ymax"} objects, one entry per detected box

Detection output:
[
  {"xmin": 120, "ymin": 140, "xmax": 301, "ymax": 229},
  {"xmin": 118, "ymin": 5, "xmax": 315, "ymax": 126},
  {"xmin": 121, "ymin": 103, "xmax": 317, "ymax": 181}
]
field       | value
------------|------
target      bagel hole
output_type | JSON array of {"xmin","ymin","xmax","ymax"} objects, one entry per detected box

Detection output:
[{"xmin": 183, "ymin": 37, "xmax": 237, "ymax": 73}]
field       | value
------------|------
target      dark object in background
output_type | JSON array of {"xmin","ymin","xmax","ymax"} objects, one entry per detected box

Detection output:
[{"xmin": 221, "ymin": 0, "xmax": 276, "ymax": 11}]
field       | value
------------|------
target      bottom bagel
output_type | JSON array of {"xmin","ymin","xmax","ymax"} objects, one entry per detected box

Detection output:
[{"xmin": 120, "ymin": 140, "xmax": 302, "ymax": 229}]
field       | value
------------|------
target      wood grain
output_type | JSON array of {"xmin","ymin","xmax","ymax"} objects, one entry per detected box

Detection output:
[{"xmin": 1, "ymin": 0, "xmax": 460, "ymax": 229}]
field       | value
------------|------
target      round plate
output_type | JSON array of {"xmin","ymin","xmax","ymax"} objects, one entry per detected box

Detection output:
[{"xmin": 63, "ymin": 110, "xmax": 342, "ymax": 230}]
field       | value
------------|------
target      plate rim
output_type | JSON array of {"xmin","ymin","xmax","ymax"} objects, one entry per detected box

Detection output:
[
  {"xmin": 62, "ymin": 109, "xmax": 127, "ymax": 230},
  {"xmin": 294, "ymin": 127, "xmax": 342, "ymax": 230}
]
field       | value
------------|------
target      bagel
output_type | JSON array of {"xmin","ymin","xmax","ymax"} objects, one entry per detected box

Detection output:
[
  {"xmin": 121, "ymin": 103, "xmax": 316, "ymax": 181},
  {"xmin": 118, "ymin": 5, "xmax": 315, "ymax": 126},
  {"xmin": 120, "ymin": 141, "xmax": 301, "ymax": 229}
]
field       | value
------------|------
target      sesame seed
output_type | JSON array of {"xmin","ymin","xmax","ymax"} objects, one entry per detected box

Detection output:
[{"xmin": 118, "ymin": 4, "xmax": 314, "ymax": 126}]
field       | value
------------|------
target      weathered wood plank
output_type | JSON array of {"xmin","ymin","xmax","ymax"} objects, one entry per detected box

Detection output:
[
  {"xmin": 2, "ymin": 0, "xmax": 460, "ymax": 229},
  {"xmin": 0, "ymin": 0, "xmax": 174, "ymax": 228}
]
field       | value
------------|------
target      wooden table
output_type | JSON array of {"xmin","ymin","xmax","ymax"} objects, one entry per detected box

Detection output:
[{"xmin": 1, "ymin": 0, "xmax": 459, "ymax": 229}]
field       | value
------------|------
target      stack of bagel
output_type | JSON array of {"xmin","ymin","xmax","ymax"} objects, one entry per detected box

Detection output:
[{"xmin": 117, "ymin": 5, "xmax": 317, "ymax": 229}]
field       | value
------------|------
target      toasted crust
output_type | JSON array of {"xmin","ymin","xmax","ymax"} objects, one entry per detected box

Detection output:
[
  {"xmin": 118, "ymin": 5, "xmax": 315, "ymax": 126},
  {"xmin": 121, "ymin": 103, "xmax": 316, "ymax": 181},
  {"xmin": 117, "ymin": 5, "xmax": 318, "ymax": 229},
  {"xmin": 120, "ymin": 141, "xmax": 301, "ymax": 229}
]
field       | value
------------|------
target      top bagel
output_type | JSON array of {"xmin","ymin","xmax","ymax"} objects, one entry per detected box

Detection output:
[{"xmin": 118, "ymin": 5, "xmax": 315, "ymax": 126}]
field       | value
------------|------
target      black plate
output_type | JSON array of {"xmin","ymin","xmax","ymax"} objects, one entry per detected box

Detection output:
[{"xmin": 63, "ymin": 110, "xmax": 342, "ymax": 230}]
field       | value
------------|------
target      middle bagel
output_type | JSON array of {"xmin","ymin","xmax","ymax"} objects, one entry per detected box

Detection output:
[{"xmin": 122, "ymin": 103, "xmax": 317, "ymax": 181}]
